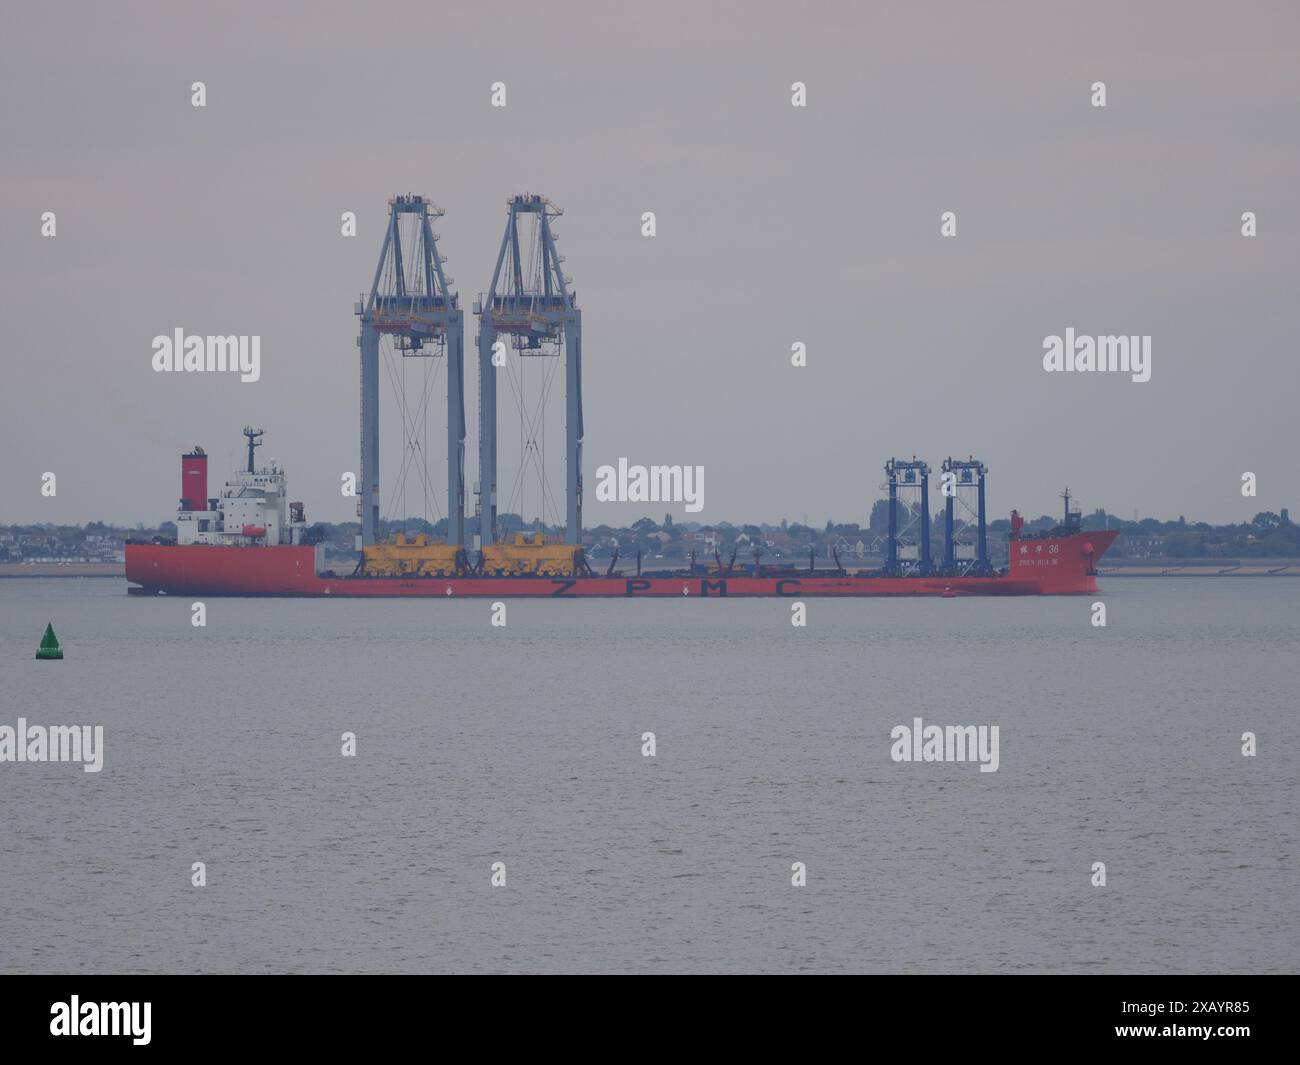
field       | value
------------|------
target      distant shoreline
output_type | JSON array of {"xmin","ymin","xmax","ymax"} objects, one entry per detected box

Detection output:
[
  {"xmin": 1100, "ymin": 563, "xmax": 1300, "ymax": 577},
  {"xmin": 0, "ymin": 563, "xmax": 125, "ymax": 578}
]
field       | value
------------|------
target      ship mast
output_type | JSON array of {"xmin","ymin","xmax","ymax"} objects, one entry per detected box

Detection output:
[{"xmin": 243, "ymin": 426, "xmax": 264, "ymax": 474}]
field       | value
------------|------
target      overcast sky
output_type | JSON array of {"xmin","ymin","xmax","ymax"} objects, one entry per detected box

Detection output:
[{"xmin": 2, "ymin": 1, "xmax": 1297, "ymax": 529}]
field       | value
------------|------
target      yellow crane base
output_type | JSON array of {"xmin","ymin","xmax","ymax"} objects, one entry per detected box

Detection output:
[
  {"xmin": 360, "ymin": 533, "xmax": 463, "ymax": 577},
  {"xmin": 481, "ymin": 532, "xmax": 585, "ymax": 577}
]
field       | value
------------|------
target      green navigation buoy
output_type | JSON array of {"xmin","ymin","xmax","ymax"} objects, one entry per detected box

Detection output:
[{"xmin": 36, "ymin": 623, "xmax": 63, "ymax": 660}]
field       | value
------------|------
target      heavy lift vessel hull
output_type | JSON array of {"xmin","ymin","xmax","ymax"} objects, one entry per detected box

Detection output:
[{"xmin": 126, "ymin": 531, "xmax": 1118, "ymax": 597}]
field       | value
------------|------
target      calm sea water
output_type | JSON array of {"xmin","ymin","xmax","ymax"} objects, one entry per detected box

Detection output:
[{"xmin": 0, "ymin": 577, "xmax": 1296, "ymax": 974}]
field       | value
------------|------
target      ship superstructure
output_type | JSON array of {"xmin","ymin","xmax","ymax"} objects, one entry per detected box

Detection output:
[{"xmin": 174, "ymin": 427, "xmax": 308, "ymax": 548}]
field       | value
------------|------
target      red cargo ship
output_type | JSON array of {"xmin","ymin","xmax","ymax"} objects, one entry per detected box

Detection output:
[{"xmin": 125, "ymin": 434, "xmax": 1118, "ymax": 598}]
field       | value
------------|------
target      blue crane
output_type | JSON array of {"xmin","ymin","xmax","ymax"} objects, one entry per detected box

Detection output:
[
  {"xmin": 941, "ymin": 457, "xmax": 992, "ymax": 576},
  {"xmin": 354, "ymin": 195, "xmax": 465, "ymax": 548},
  {"xmin": 884, "ymin": 457, "xmax": 933, "ymax": 577},
  {"xmin": 474, "ymin": 194, "xmax": 582, "ymax": 547}
]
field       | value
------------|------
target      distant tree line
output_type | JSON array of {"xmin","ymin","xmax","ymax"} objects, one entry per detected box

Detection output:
[{"xmin": 5, "ymin": 506, "xmax": 1299, "ymax": 561}]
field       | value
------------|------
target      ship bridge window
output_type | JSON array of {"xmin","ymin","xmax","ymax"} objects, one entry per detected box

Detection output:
[{"xmin": 237, "ymin": 487, "xmax": 265, "ymax": 498}]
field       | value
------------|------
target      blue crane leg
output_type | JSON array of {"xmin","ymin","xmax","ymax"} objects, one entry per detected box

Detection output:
[
  {"xmin": 477, "ymin": 324, "xmax": 497, "ymax": 547},
  {"xmin": 360, "ymin": 323, "xmax": 380, "ymax": 546},
  {"xmin": 566, "ymin": 317, "xmax": 582, "ymax": 545},
  {"xmin": 447, "ymin": 314, "xmax": 465, "ymax": 546}
]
